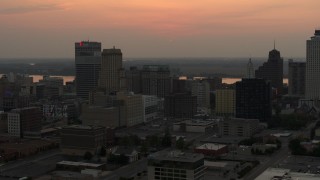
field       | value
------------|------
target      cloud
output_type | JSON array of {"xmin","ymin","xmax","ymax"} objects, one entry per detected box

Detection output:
[{"xmin": 0, "ymin": 3, "xmax": 66, "ymax": 15}]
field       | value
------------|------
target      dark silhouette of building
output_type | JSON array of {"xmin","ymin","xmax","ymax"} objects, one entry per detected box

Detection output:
[
  {"xmin": 236, "ymin": 78, "xmax": 272, "ymax": 121},
  {"xmin": 126, "ymin": 66, "xmax": 142, "ymax": 94},
  {"xmin": 164, "ymin": 93, "xmax": 197, "ymax": 118},
  {"xmin": 255, "ymin": 47, "xmax": 283, "ymax": 95},
  {"xmin": 75, "ymin": 41, "xmax": 101, "ymax": 99},
  {"xmin": 205, "ymin": 77, "xmax": 223, "ymax": 91},
  {"xmin": 141, "ymin": 65, "xmax": 171, "ymax": 98},
  {"xmin": 99, "ymin": 47, "xmax": 123, "ymax": 93},
  {"xmin": 172, "ymin": 79, "xmax": 189, "ymax": 94},
  {"xmin": 288, "ymin": 59, "xmax": 306, "ymax": 97}
]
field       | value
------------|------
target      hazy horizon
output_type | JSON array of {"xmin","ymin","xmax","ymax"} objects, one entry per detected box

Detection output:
[{"xmin": 1, "ymin": 0, "xmax": 319, "ymax": 58}]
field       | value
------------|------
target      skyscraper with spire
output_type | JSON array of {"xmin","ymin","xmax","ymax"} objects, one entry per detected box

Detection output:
[
  {"xmin": 246, "ymin": 58, "xmax": 254, "ymax": 78},
  {"xmin": 255, "ymin": 44, "xmax": 283, "ymax": 95},
  {"xmin": 306, "ymin": 30, "xmax": 320, "ymax": 99}
]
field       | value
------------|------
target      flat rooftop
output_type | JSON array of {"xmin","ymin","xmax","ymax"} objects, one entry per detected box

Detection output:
[
  {"xmin": 196, "ymin": 143, "xmax": 227, "ymax": 150},
  {"xmin": 148, "ymin": 150, "xmax": 203, "ymax": 163},
  {"xmin": 57, "ymin": 161, "xmax": 104, "ymax": 168},
  {"xmin": 256, "ymin": 168, "xmax": 320, "ymax": 180}
]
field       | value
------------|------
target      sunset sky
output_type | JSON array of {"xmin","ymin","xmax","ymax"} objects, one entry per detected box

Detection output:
[{"xmin": 0, "ymin": 0, "xmax": 319, "ymax": 58}]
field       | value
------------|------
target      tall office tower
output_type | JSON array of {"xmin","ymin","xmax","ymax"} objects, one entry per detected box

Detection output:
[
  {"xmin": 75, "ymin": 41, "xmax": 101, "ymax": 99},
  {"xmin": 126, "ymin": 66, "xmax": 142, "ymax": 94},
  {"xmin": 215, "ymin": 89, "xmax": 235, "ymax": 117},
  {"xmin": 255, "ymin": 47, "xmax": 283, "ymax": 95},
  {"xmin": 99, "ymin": 47, "xmax": 123, "ymax": 93},
  {"xmin": 246, "ymin": 58, "xmax": 255, "ymax": 78},
  {"xmin": 236, "ymin": 78, "xmax": 272, "ymax": 121},
  {"xmin": 306, "ymin": 30, "xmax": 320, "ymax": 99},
  {"xmin": 141, "ymin": 65, "xmax": 171, "ymax": 98},
  {"xmin": 288, "ymin": 59, "xmax": 306, "ymax": 97},
  {"xmin": 191, "ymin": 80, "xmax": 211, "ymax": 109}
]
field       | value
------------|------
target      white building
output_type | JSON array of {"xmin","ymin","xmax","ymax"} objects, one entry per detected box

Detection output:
[
  {"xmin": 306, "ymin": 30, "xmax": 320, "ymax": 99},
  {"xmin": 142, "ymin": 95, "xmax": 161, "ymax": 122},
  {"xmin": 256, "ymin": 168, "xmax": 320, "ymax": 180},
  {"xmin": 8, "ymin": 112, "xmax": 21, "ymax": 137}
]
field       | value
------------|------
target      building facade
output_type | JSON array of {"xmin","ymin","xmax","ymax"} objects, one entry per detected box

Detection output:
[
  {"xmin": 143, "ymin": 95, "xmax": 161, "ymax": 122},
  {"xmin": 215, "ymin": 89, "xmax": 235, "ymax": 117},
  {"xmin": 148, "ymin": 150, "xmax": 205, "ymax": 180},
  {"xmin": 306, "ymin": 30, "xmax": 320, "ymax": 99},
  {"xmin": 7, "ymin": 107, "xmax": 42, "ymax": 138},
  {"xmin": 60, "ymin": 125, "xmax": 106, "ymax": 156},
  {"xmin": 288, "ymin": 59, "xmax": 306, "ymax": 97},
  {"xmin": 99, "ymin": 47, "xmax": 123, "ymax": 92},
  {"xmin": 235, "ymin": 78, "xmax": 272, "ymax": 121},
  {"xmin": 191, "ymin": 80, "xmax": 210, "ymax": 109},
  {"xmin": 221, "ymin": 118, "xmax": 259, "ymax": 137},
  {"xmin": 255, "ymin": 48, "xmax": 283, "ymax": 95},
  {"xmin": 164, "ymin": 93, "xmax": 197, "ymax": 118},
  {"xmin": 75, "ymin": 41, "xmax": 101, "ymax": 99},
  {"xmin": 141, "ymin": 65, "xmax": 171, "ymax": 98}
]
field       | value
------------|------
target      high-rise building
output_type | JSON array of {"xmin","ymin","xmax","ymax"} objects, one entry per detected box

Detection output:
[
  {"xmin": 246, "ymin": 58, "xmax": 255, "ymax": 78},
  {"xmin": 141, "ymin": 65, "xmax": 171, "ymax": 98},
  {"xmin": 99, "ymin": 47, "xmax": 123, "ymax": 93},
  {"xmin": 306, "ymin": 30, "xmax": 320, "ymax": 99},
  {"xmin": 236, "ymin": 78, "xmax": 272, "ymax": 121},
  {"xmin": 75, "ymin": 41, "xmax": 101, "ymax": 99},
  {"xmin": 215, "ymin": 89, "xmax": 235, "ymax": 117},
  {"xmin": 126, "ymin": 66, "xmax": 142, "ymax": 94},
  {"xmin": 255, "ymin": 47, "xmax": 283, "ymax": 95},
  {"xmin": 148, "ymin": 150, "xmax": 205, "ymax": 180},
  {"xmin": 191, "ymin": 80, "xmax": 211, "ymax": 109},
  {"xmin": 164, "ymin": 93, "xmax": 197, "ymax": 118},
  {"xmin": 288, "ymin": 59, "xmax": 306, "ymax": 97}
]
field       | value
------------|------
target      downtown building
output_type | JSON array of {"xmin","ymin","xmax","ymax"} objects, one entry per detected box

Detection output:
[
  {"xmin": 215, "ymin": 89, "xmax": 235, "ymax": 117},
  {"xmin": 7, "ymin": 107, "xmax": 42, "ymax": 138},
  {"xmin": 235, "ymin": 78, "xmax": 272, "ymax": 121},
  {"xmin": 306, "ymin": 30, "xmax": 320, "ymax": 100},
  {"xmin": 99, "ymin": 47, "xmax": 123, "ymax": 93},
  {"xmin": 288, "ymin": 59, "xmax": 306, "ymax": 97},
  {"xmin": 255, "ymin": 47, "xmax": 283, "ymax": 95},
  {"xmin": 141, "ymin": 65, "xmax": 171, "ymax": 98},
  {"xmin": 164, "ymin": 93, "xmax": 197, "ymax": 118},
  {"xmin": 148, "ymin": 150, "xmax": 205, "ymax": 180},
  {"xmin": 75, "ymin": 41, "xmax": 101, "ymax": 99}
]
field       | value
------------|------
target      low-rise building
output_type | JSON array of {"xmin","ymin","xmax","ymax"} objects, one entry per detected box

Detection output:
[
  {"xmin": 194, "ymin": 143, "xmax": 228, "ymax": 156},
  {"xmin": 221, "ymin": 118, "xmax": 259, "ymax": 137},
  {"xmin": 112, "ymin": 146, "xmax": 139, "ymax": 163},
  {"xmin": 7, "ymin": 107, "xmax": 42, "ymax": 138},
  {"xmin": 60, "ymin": 125, "xmax": 107, "ymax": 156},
  {"xmin": 173, "ymin": 119, "xmax": 217, "ymax": 133},
  {"xmin": 148, "ymin": 150, "xmax": 205, "ymax": 180}
]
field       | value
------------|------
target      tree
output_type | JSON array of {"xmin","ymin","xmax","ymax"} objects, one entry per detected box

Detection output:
[
  {"xmin": 140, "ymin": 142, "xmax": 149, "ymax": 156},
  {"xmin": 289, "ymin": 138, "xmax": 306, "ymax": 155},
  {"xmin": 84, "ymin": 151, "xmax": 93, "ymax": 160}
]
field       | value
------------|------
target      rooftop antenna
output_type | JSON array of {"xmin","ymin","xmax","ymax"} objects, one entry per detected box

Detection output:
[{"xmin": 273, "ymin": 40, "xmax": 276, "ymax": 50}]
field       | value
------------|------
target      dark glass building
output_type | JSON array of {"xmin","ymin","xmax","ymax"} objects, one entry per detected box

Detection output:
[
  {"xmin": 235, "ymin": 78, "xmax": 272, "ymax": 121},
  {"xmin": 75, "ymin": 41, "xmax": 101, "ymax": 99},
  {"xmin": 164, "ymin": 93, "xmax": 197, "ymax": 118}
]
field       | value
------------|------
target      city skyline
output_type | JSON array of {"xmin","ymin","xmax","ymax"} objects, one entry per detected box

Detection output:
[{"xmin": 0, "ymin": 0, "xmax": 319, "ymax": 58}]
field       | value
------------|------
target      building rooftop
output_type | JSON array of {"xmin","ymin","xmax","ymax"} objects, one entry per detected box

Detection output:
[
  {"xmin": 196, "ymin": 143, "xmax": 227, "ymax": 151},
  {"xmin": 57, "ymin": 161, "xmax": 104, "ymax": 168},
  {"xmin": 256, "ymin": 168, "xmax": 320, "ymax": 180},
  {"xmin": 64, "ymin": 125, "xmax": 104, "ymax": 130},
  {"xmin": 148, "ymin": 150, "xmax": 203, "ymax": 163}
]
